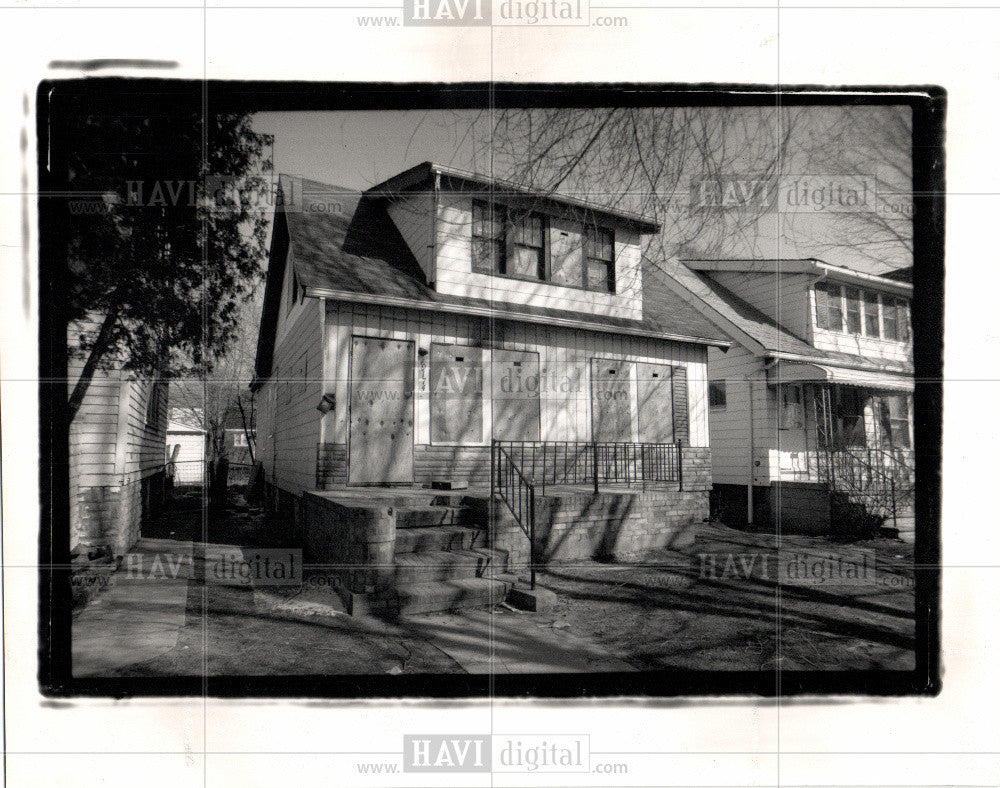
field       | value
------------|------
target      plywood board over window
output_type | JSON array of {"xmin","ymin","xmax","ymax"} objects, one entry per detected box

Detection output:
[
  {"xmin": 429, "ymin": 344, "xmax": 483, "ymax": 444},
  {"xmin": 591, "ymin": 359, "xmax": 632, "ymax": 441},
  {"xmin": 491, "ymin": 349, "xmax": 541, "ymax": 441},
  {"xmin": 636, "ymin": 362, "xmax": 674, "ymax": 443}
]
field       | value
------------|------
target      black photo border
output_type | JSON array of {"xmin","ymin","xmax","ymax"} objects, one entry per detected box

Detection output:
[{"xmin": 37, "ymin": 80, "xmax": 945, "ymax": 699}]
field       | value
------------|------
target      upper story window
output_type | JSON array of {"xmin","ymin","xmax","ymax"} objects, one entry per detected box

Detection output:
[
  {"xmin": 471, "ymin": 200, "xmax": 506, "ymax": 276},
  {"xmin": 584, "ymin": 226, "xmax": 615, "ymax": 294},
  {"xmin": 815, "ymin": 281, "xmax": 910, "ymax": 342},
  {"xmin": 508, "ymin": 211, "xmax": 546, "ymax": 280},
  {"xmin": 471, "ymin": 200, "xmax": 616, "ymax": 293}
]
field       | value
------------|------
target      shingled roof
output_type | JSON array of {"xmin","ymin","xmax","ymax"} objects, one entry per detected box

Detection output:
[{"xmin": 254, "ymin": 175, "xmax": 730, "ymax": 384}]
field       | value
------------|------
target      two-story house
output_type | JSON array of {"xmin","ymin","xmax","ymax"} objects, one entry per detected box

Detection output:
[
  {"xmin": 250, "ymin": 163, "xmax": 731, "ymax": 614},
  {"xmin": 668, "ymin": 259, "xmax": 915, "ymax": 541}
]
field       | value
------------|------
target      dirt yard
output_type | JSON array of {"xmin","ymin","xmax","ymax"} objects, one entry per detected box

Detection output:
[{"xmin": 77, "ymin": 491, "xmax": 915, "ymax": 676}]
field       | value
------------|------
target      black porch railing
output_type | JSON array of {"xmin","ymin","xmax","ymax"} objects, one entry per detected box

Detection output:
[
  {"xmin": 491, "ymin": 441, "xmax": 537, "ymax": 590},
  {"xmin": 816, "ymin": 445, "xmax": 915, "ymax": 526},
  {"xmin": 493, "ymin": 440, "xmax": 683, "ymax": 495}
]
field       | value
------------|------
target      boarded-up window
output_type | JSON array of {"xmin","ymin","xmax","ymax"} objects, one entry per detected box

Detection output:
[
  {"xmin": 548, "ymin": 223, "xmax": 584, "ymax": 288},
  {"xmin": 491, "ymin": 349, "xmax": 541, "ymax": 441},
  {"xmin": 429, "ymin": 344, "xmax": 483, "ymax": 444},
  {"xmin": 591, "ymin": 360, "xmax": 632, "ymax": 441},
  {"xmin": 636, "ymin": 363, "xmax": 674, "ymax": 443}
]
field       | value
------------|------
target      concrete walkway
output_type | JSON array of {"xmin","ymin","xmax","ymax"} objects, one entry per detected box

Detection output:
[{"xmin": 72, "ymin": 539, "xmax": 195, "ymax": 677}]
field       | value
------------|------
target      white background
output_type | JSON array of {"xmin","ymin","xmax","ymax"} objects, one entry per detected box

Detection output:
[{"xmin": 1, "ymin": 4, "xmax": 997, "ymax": 787}]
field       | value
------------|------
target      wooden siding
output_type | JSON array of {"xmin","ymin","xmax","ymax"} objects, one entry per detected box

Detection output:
[
  {"xmin": 387, "ymin": 191, "xmax": 435, "ymax": 282},
  {"xmin": 68, "ymin": 314, "xmax": 168, "ymax": 550},
  {"xmin": 710, "ymin": 271, "xmax": 813, "ymax": 341},
  {"xmin": 255, "ymin": 295, "xmax": 324, "ymax": 496},
  {"xmin": 705, "ymin": 345, "xmax": 778, "ymax": 487},
  {"xmin": 432, "ymin": 192, "xmax": 644, "ymax": 320},
  {"xmin": 322, "ymin": 301, "xmax": 711, "ymax": 456}
]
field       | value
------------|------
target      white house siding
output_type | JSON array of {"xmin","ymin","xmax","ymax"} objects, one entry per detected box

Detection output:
[
  {"xmin": 710, "ymin": 271, "xmax": 813, "ymax": 341},
  {"xmin": 165, "ymin": 428, "xmax": 206, "ymax": 483},
  {"xmin": 316, "ymin": 299, "xmax": 710, "ymax": 488},
  {"xmin": 431, "ymin": 192, "xmax": 644, "ymax": 320},
  {"xmin": 387, "ymin": 192, "xmax": 435, "ymax": 282},
  {"xmin": 705, "ymin": 345, "xmax": 783, "ymax": 487},
  {"xmin": 255, "ymin": 294, "xmax": 324, "ymax": 497},
  {"xmin": 68, "ymin": 316, "xmax": 168, "ymax": 554}
]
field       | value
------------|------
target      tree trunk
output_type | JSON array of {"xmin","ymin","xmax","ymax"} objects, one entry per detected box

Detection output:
[
  {"xmin": 67, "ymin": 307, "xmax": 119, "ymax": 424},
  {"xmin": 237, "ymin": 395, "xmax": 255, "ymax": 464}
]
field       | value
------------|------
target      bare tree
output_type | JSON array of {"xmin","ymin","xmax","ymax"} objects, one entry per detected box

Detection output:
[
  {"xmin": 170, "ymin": 285, "xmax": 262, "ymax": 466},
  {"xmin": 421, "ymin": 105, "xmax": 910, "ymax": 273}
]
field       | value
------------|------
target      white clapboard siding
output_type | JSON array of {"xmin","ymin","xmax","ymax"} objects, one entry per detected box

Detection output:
[
  {"xmin": 258, "ymin": 295, "xmax": 324, "ymax": 496},
  {"xmin": 710, "ymin": 271, "xmax": 813, "ymax": 341},
  {"xmin": 322, "ymin": 301, "xmax": 710, "ymax": 451},
  {"xmin": 68, "ymin": 315, "xmax": 169, "ymax": 546},
  {"xmin": 705, "ymin": 345, "xmax": 778, "ymax": 486},
  {"xmin": 432, "ymin": 193, "xmax": 643, "ymax": 320}
]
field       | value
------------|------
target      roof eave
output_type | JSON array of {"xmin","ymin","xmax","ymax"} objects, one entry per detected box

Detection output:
[{"xmin": 305, "ymin": 285, "xmax": 731, "ymax": 349}]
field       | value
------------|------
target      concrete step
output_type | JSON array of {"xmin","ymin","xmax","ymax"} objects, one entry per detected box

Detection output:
[
  {"xmin": 385, "ymin": 576, "xmax": 516, "ymax": 616},
  {"xmin": 395, "ymin": 505, "xmax": 468, "ymax": 529},
  {"xmin": 394, "ymin": 525, "xmax": 483, "ymax": 554},
  {"xmin": 394, "ymin": 548, "xmax": 509, "ymax": 584}
]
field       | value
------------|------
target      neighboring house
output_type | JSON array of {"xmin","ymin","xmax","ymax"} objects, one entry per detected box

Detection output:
[
  {"xmin": 69, "ymin": 320, "xmax": 169, "ymax": 558},
  {"xmin": 250, "ymin": 163, "xmax": 731, "ymax": 612},
  {"xmin": 222, "ymin": 405, "xmax": 255, "ymax": 466},
  {"xmin": 667, "ymin": 259, "xmax": 915, "ymax": 540},
  {"xmin": 165, "ymin": 407, "xmax": 208, "ymax": 485}
]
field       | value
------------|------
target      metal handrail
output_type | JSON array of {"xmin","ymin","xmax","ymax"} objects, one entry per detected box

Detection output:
[
  {"xmin": 491, "ymin": 441, "xmax": 536, "ymax": 590},
  {"xmin": 817, "ymin": 445, "xmax": 915, "ymax": 525},
  {"xmin": 494, "ymin": 440, "xmax": 683, "ymax": 494}
]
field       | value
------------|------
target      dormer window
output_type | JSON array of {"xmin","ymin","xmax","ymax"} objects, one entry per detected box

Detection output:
[
  {"xmin": 815, "ymin": 281, "xmax": 910, "ymax": 341},
  {"xmin": 471, "ymin": 200, "xmax": 506, "ymax": 275},
  {"xmin": 585, "ymin": 225, "xmax": 615, "ymax": 293},
  {"xmin": 508, "ymin": 211, "xmax": 546, "ymax": 280},
  {"xmin": 471, "ymin": 199, "xmax": 616, "ymax": 294}
]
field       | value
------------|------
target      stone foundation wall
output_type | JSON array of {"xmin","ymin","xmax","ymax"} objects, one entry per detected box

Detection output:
[
  {"xmin": 491, "ymin": 487, "xmax": 709, "ymax": 576},
  {"xmin": 72, "ymin": 470, "xmax": 165, "ymax": 558},
  {"xmin": 301, "ymin": 493, "xmax": 395, "ymax": 594}
]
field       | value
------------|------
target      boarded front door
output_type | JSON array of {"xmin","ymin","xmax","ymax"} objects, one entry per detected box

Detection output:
[
  {"xmin": 636, "ymin": 362, "xmax": 674, "ymax": 443},
  {"xmin": 349, "ymin": 336, "xmax": 414, "ymax": 485},
  {"xmin": 591, "ymin": 359, "xmax": 632, "ymax": 441}
]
